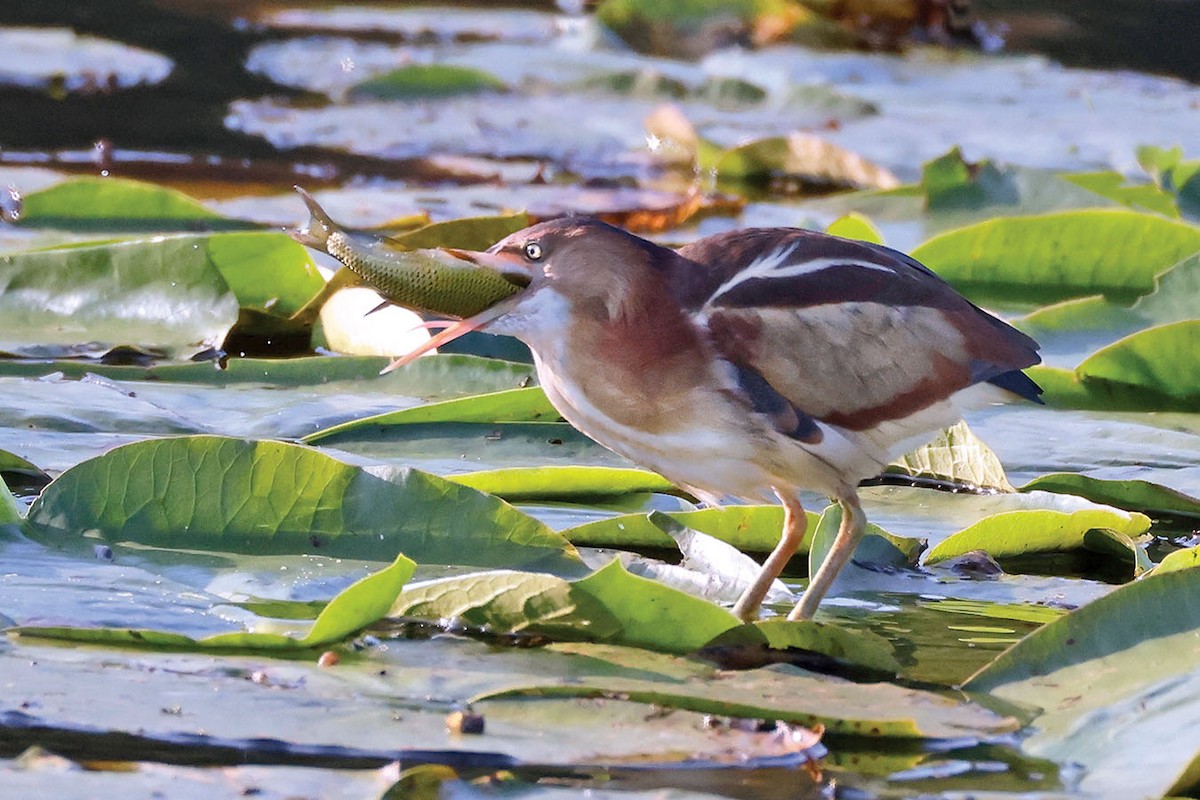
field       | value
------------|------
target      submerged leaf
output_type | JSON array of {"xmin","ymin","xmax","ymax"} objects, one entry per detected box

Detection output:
[
  {"xmin": 966, "ymin": 568, "xmax": 1200, "ymax": 798},
  {"xmin": 25, "ymin": 436, "xmax": 583, "ymax": 574}
]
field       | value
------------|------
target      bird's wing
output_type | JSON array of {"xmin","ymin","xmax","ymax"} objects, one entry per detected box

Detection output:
[{"xmin": 674, "ymin": 229, "xmax": 1041, "ymax": 433}]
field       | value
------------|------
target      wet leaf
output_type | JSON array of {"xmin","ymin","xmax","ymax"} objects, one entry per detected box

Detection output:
[
  {"xmin": 25, "ymin": 436, "xmax": 583, "ymax": 573},
  {"xmin": 1020, "ymin": 472, "xmax": 1200, "ymax": 520},
  {"xmin": 304, "ymin": 386, "xmax": 557, "ymax": 444},
  {"xmin": 0, "ymin": 232, "xmax": 323, "ymax": 357},
  {"xmin": 350, "ymin": 64, "xmax": 506, "ymax": 100},
  {"xmin": 16, "ymin": 554, "xmax": 415, "ymax": 651},
  {"xmin": 704, "ymin": 619, "xmax": 902, "ymax": 674},
  {"xmin": 479, "ymin": 643, "xmax": 1019, "ymax": 739},
  {"xmin": 965, "ymin": 568, "xmax": 1200, "ymax": 798},
  {"xmin": 570, "ymin": 560, "xmax": 740, "ymax": 652},
  {"xmin": 16, "ymin": 177, "xmax": 222, "ymax": 228},
  {"xmin": 449, "ymin": 466, "xmax": 679, "ymax": 502},
  {"xmin": 1156, "ymin": 545, "xmax": 1200, "ymax": 574},
  {"xmin": 910, "ymin": 210, "xmax": 1200, "ymax": 306},
  {"xmin": 883, "ymin": 420, "xmax": 1014, "ymax": 492},
  {"xmin": 924, "ymin": 506, "xmax": 1153, "ymax": 573}
]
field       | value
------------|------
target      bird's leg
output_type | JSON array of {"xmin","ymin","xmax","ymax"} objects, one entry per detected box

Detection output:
[
  {"xmin": 731, "ymin": 491, "xmax": 807, "ymax": 623},
  {"xmin": 788, "ymin": 491, "xmax": 865, "ymax": 621}
]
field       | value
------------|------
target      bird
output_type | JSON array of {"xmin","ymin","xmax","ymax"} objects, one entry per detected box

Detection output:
[{"xmin": 387, "ymin": 218, "xmax": 1042, "ymax": 622}]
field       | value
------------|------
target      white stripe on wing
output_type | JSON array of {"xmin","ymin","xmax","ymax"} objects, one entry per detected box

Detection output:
[{"xmin": 706, "ymin": 249, "xmax": 895, "ymax": 307}]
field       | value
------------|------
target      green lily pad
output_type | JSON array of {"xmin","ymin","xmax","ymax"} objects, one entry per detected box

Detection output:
[
  {"xmin": 1156, "ymin": 545, "xmax": 1200, "ymax": 574},
  {"xmin": 15, "ymin": 554, "xmax": 415, "ymax": 652},
  {"xmin": 350, "ymin": 64, "xmax": 506, "ymax": 100},
  {"xmin": 966, "ymin": 568, "xmax": 1200, "ymax": 798},
  {"xmin": 924, "ymin": 506, "xmax": 1153, "ymax": 574},
  {"xmin": 0, "ymin": 474, "xmax": 21, "ymax": 525},
  {"xmin": 16, "ymin": 176, "xmax": 225, "ymax": 229},
  {"xmin": 24, "ymin": 435, "xmax": 583, "ymax": 574},
  {"xmin": 1064, "ymin": 171, "xmax": 1180, "ymax": 217},
  {"xmin": 921, "ymin": 147, "xmax": 1019, "ymax": 211},
  {"xmin": 303, "ymin": 386, "xmax": 556, "ymax": 443},
  {"xmin": 1020, "ymin": 472, "xmax": 1200, "ymax": 520},
  {"xmin": 910, "ymin": 210, "xmax": 1200, "ymax": 306},
  {"xmin": 716, "ymin": 132, "xmax": 899, "ymax": 190},
  {"xmin": 824, "ymin": 212, "xmax": 884, "ymax": 244},
  {"xmin": 704, "ymin": 619, "xmax": 902, "ymax": 674},
  {"xmin": 448, "ymin": 466, "xmax": 679, "ymax": 502}
]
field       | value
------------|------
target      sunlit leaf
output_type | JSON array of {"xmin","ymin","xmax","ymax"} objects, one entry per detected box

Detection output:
[
  {"xmin": 303, "ymin": 386, "xmax": 556, "ymax": 443},
  {"xmin": 966, "ymin": 568, "xmax": 1200, "ymax": 798},
  {"xmin": 911, "ymin": 210, "xmax": 1200, "ymax": 306},
  {"xmin": 1064, "ymin": 171, "xmax": 1180, "ymax": 217},
  {"xmin": 449, "ymin": 466, "xmax": 679, "ymax": 502},
  {"xmin": 16, "ymin": 554, "xmax": 415, "ymax": 651},
  {"xmin": 924, "ymin": 506, "xmax": 1153, "ymax": 573},
  {"xmin": 350, "ymin": 64, "xmax": 506, "ymax": 100},
  {"xmin": 0, "ymin": 473, "xmax": 22, "ymax": 525},
  {"xmin": 825, "ymin": 212, "xmax": 884, "ymax": 244},
  {"xmin": 1074, "ymin": 319, "xmax": 1200, "ymax": 406},
  {"xmin": 17, "ymin": 176, "xmax": 224, "ymax": 228},
  {"xmin": 1020, "ymin": 472, "xmax": 1200, "ymax": 520},
  {"xmin": 389, "ymin": 212, "xmax": 530, "ymax": 251},
  {"xmin": 1156, "ymin": 545, "xmax": 1200, "ymax": 574},
  {"xmin": 25, "ymin": 436, "xmax": 583, "ymax": 573},
  {"xmin": 570, "ymin": 560, "xmax": 740, "ymax": 652}
]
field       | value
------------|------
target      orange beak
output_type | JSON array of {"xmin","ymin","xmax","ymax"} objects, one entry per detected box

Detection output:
[{"xmin": 381, "ymin": 248, "xmax": 532, "ymax": 375}]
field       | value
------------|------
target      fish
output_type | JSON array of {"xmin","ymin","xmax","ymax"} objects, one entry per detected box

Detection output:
[{"xmin": 289, "ymin": 186, "xmax": 527, "ymax": 319}]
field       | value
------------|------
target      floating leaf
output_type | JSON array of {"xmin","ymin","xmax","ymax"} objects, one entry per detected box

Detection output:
[
  {"xmin": 0, "ymin": 232, "xmax": 322, "ymax": 357},
  {"xmin": 25, "ymin": 436, "xmax": 583, "ymax": 574},
  {"xmin": 1074, "ymin": 319, "xmax": 1200, "ymax": 406},
  {"xmin": 1064, "ymin": 171, "xmax": 1180, "ymax": 217},
  {"xmin": 303, "ymin": 386, "xmax": 556, "ymax": 443},
  {"xmin": 911, "ymin": 210, "xmax": 1200, "ymax": 306},
  {"xmin": 16, "ymin": 554, "xmax": 415, "ymax": 651},
  {"xmin": 350, "ymin": 64, "xmax": 506, "ymax": 100},
  {"xmin": 921, "ymin": 148, "xmax": 1019, "ymax": 211},
  {"xmin": 449, "ymin": 466, "xmax": 679, "ymax": 502},
  {"xmin": 17, "ymin": 177, "xmax": 224, "ymax": 228},
  {"xmin": 705, "ymin": 619, "xmax": 902, "ymax": 674},
  {"xmin": 1020, "ymin": 473, "xmax": 1200, "ymax": 520},
  {"xmin": 966, "ymin": 568, "xmax": 1200, "ymax": 798},
  {"xmin": 1156, "ymin": 545, "xmax": 1200, "ymax": 574},
  {"xmin": 717, "ymin": 132, "xmax": 900, "ymax": 189},
  {"xmin": 569, "ymin": 560, "xmax": 740, "ymax": 653},
  {"xmin": 0, "ymin": 474, "xmax": 21, "ymax": 525},
  {"xmin": 925, "ymin": 506, "xmax": 1153, "ymax": 574},
  {"xmin": 388, "ymin": 212, "xmax": 529, "ymax": 251},
  {"xmin": 479, "ymin": 643, "xmax": 1019, "ymax": 739}
]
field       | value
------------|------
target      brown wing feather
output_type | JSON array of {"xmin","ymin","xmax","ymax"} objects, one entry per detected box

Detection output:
[{"xmin": 674, "ymin": 228, "xmax": 1041, "ymax": 430}]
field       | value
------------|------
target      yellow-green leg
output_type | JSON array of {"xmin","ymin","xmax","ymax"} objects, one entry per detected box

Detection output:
[
  {"xmin": 731, "ymin": 491, "xmax": 807, "ymax": 623},
  {"xmin": 788, "ymin": 491, "xmax": 865, "ymax": 621}
]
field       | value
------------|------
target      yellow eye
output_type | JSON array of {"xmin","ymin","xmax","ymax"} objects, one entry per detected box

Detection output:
[{"xmin": 524, "ymin": 241, "xmax": 543, "ymax": 261}]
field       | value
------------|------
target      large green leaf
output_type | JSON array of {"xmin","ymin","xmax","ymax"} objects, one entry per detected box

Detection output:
[
  {"xmin": 1063, "ymin": 171, "xmax": 1180, "ymax": 217},
  {"xmin": 910, "ymin": 210, "xmax": 1200, "ymax": 306},
  {"xmin": 303, "ymin": 386, "xmax": 557, "ymax": 443},
  {"xmin": 569, "ymin": 560, "xmax": 740, "ymax": 653},
  {"xmin": 924, "ymin": 507, "xmax": 1153, "ymax": 574},
  {"xmin": 1021, "ymin": 472, "xmax": 1200, "ymax": 520},
  {"xmin": 966, "ymin": 568, "xmax": 1200, "ymax": 798},
  {"xmin": 16, "ymin": 554, "xmax": 415, "ymax": 651},
  {"xmin": 24, "ymin": 436, "xmax": 583, "ymax": 574},
  {"xmin": 0, "ymin": 232, "xmax": 322, "ymax": 356},
  {"xmin": 17, "ymin": 177, "xmax": 225, "ymax": 228}
]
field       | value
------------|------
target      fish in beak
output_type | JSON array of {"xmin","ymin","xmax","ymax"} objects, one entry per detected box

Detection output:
[{"xmin": 382, "ymin": 248, "xmax": 533, "ymax": 374}]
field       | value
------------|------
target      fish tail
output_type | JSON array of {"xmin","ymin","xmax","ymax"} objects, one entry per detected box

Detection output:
[{"xmin": 289, "ymin": 185, "xmax": 338, "ymax": 250}]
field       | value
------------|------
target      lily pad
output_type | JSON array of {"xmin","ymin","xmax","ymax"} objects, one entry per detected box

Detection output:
[
  {"xmin": 704, "ymin": 618, "xmax": 902, "ymax": 674},
  {"xmin": 921, "ymin": 148, "xmax": 1019, "ymax": 211},
  {"xmin": 966, "ymin": 568, "xmax": 1200, "ymax": 798},
  {"xmin": 16, "ymin": 177, "xmax": 223, "ymax": 229},
  {"xmin": 449, "ymin": 466, "xmax": 679, "ymax": 502},
  {"xmin": 16, "ymin": 554, "xmax": 415, "ymax": 652},
  {"xmin": 882, "ymin": 420, "xmax": 1014, "ymax": 492},
  {"xmin": 824, "ymin": 212, "xmax": 884, "ymax": 244},
  {"xmin": 24, "ymin": 435, "xmax": 583, "ymax": 574},
  {"xmin": 716, "ymin": 132, "xmax": 900, "ymax": 190},
  {"xmin": 1064, "ymin": 171, "xmax": 1180, "ymax": 217},
  {"xmin": 1156, "ymin": 545, "xmax": 1200, "ymax": 574},
  {"xmin": 924, "ymin": 506, "xmax": 1153, "ymax": 574},
  {"xmin": 910, "ymin": 210, "xmax": 1200, "ymax": 306},
  {"xmin": 0, "ymin": 474, "xmax": 21, "ymax": 525},
  {"xmin": 1020, "ymin": 472, "xmax": 1200, "ymax": 520}
]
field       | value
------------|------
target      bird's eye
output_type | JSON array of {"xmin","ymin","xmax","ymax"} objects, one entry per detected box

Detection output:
[{"xmin": 523, "ymin": 241, "xmax": 543, "ymax": 261}]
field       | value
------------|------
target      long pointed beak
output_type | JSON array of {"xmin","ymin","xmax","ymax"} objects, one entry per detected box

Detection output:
[{"xmin": 381, "ymin": 247, "xmax": 532, "ymax": 375}]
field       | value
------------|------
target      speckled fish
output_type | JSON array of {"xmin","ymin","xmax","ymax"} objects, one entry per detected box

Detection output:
[{"xmin": 289, "ymin": 186, "xmax": 527, "ymax": 318}]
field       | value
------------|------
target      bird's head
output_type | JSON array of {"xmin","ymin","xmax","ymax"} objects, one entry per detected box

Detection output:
[{"xmin": 384, "ymin": 216, "xmax": 669, "ymax": 370}]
